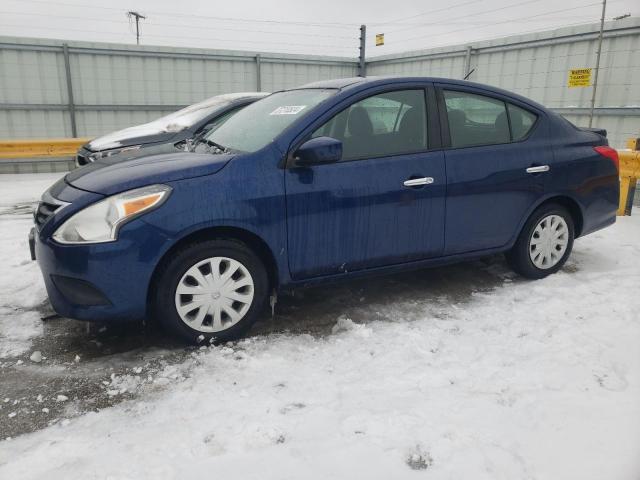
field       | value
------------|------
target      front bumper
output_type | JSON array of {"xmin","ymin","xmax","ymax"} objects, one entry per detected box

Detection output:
[{"xmin": 33, "ymin": 220, "xmax": 171, "ymax": 322}]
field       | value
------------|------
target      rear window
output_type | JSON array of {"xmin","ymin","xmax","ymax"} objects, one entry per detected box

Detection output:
[
  {"xmin": 444, "ymin": 90, "xmax": 538, "ymax": 148},
  {"xmin": 444, "ymin": 90, "xmax": 510, "ymax": 148},
  {"xmin": 508, "ymin": 103, "xmax": 537, "ymax": 141}
]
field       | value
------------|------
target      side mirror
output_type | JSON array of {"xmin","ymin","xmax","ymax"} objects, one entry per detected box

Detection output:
[{"xmin": 294, "ymin": 136, "xmax": 342, "ymax": 166}]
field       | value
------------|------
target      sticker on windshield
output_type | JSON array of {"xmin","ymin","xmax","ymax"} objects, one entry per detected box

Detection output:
[{"xmin": 270, "ymin": 105, "xmax": 306, "ymax": 115}]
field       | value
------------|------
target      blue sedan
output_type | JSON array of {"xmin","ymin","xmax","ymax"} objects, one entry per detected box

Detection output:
[{"xmin": 30, "ymin": 77, "xmax": 619, "ymax": 343}]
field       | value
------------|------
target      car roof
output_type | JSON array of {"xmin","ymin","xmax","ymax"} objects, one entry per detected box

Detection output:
[{"xmin": 295, "ymin": 76, "xmax": 546, "ymax": 111}]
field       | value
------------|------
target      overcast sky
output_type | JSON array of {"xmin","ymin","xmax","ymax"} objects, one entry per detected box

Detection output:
[{"xmin": 1, "ymin": 0, "xmax": 638, "ymax": 57}]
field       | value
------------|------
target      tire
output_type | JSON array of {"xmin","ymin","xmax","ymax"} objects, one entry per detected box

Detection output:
[
  {"xmin": 506, "ymin": 203, "xmax": 575, "ymax": 279},
  {"xmin": 152, "ymin": 238, "xmax": 269, "ymax": 344}
]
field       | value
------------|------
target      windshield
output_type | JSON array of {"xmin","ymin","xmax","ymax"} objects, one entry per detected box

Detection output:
[
  {"xmin": 204, "ymin": 89, "xmax": 336, "ymax": 153},
  {"xmin": 153, "ymin": 93, "xmax": 260, "ymax": 132},
  {"xmin": 88, "ymin": 93, "xmax": 265, "ymax": 151}
]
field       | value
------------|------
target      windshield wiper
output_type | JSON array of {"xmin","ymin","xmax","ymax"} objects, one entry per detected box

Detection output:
[{"xmin": 199, "ymin": 138, "xmax": 231, "ymax": 154}]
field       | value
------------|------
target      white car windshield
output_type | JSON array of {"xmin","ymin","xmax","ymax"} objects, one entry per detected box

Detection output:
[
  {"xmin": 153, "ymin": 95, "xmax": 243, "ymax": 132},
  {"xmin": 204, "ymin": 89, "xmax": 336, "ymax": 153},
  {"xmin": 88, "ymin": 93, "xmax": 265, "ymax": 150}
]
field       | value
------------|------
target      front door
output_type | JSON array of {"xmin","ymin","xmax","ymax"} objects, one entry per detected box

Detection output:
[{"xmin": 285, "ymin": 88, "xmax": 446, "ymax": 280}]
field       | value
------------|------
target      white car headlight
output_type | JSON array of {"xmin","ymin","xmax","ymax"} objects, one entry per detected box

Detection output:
[
  {"xmin": 89, "ymin": 145, "xmax": 141, "ymax": 162},
  {"xmin": 52, "ymin": 185, "xmax": 171, "ymax": 244}
]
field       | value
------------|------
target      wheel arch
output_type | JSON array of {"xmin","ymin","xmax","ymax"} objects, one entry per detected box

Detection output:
[
  {"xmin": 147, "ymin": 226, "xmax": 279, "ymax": 308},
  {"xmin": 536, "ymin": 195, "xmax": 584, "ymax": 237},
  {"xmin": 509, "ymin": 194, "xmax": 585, "ymax": 250}
]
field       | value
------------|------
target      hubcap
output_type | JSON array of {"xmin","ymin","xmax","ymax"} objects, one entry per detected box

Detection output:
[
  {"xmin": 174, "ymin": 257, "xmax": 254, "ymax": 333},
  {"xmin": 529, "ymin": 214, "xmax": 569, "ymax": 270}
]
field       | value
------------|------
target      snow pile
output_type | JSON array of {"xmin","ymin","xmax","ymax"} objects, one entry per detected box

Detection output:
[
  {"xmin": 0, "ymin": 173, "xmax": 63, "ymax": 214},
  {"xmin": 0, "ymin": 173, "xmax": 638, "ymax": 479},
  {"xmin": 0, "ymin": 174, "xmax": 62, "ymax": 357}
]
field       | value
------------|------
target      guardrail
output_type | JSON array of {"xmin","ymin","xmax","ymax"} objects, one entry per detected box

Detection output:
[
  {"xmin": 618, "ymin": 138, "xmax": 640, "ymax": 216},
  {"xmin": 0, "ymin": 138, "xmax": 90, "ymax": 159}
]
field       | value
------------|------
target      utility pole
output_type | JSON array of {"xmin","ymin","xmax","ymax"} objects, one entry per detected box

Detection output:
[
  {"xmin": 127, "ymin": 11, "xmax": 146, "ymax": 45},
  {"xmin": 589, "ymin": 0, "xmax": 606, "ymax": 127},
  {"xmin": 463, "ymin": 45, "xmax": 472, "ymax": 79},
  {"xmin": 358, "ymin": 25, "xmax": 366, "ymax": 77}
]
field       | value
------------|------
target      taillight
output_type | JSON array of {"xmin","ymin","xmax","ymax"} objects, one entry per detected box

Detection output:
[{"xmin": 594, "ymin": 146, "xmax": 619, "ymax": 173}]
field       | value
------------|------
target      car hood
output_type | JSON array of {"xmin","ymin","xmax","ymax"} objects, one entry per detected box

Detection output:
[
  {"xmin": 66, "ymin": 152, "xmax": 235, "ymax": 195},
  {"xmin": 85, "ymin": 125, "xmax": 182, "ymax": 152}
]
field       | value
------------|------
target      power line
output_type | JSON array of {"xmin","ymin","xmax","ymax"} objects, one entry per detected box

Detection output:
[
  {"xmin": 382, "ymin": 0, "xmax": 485, "ymax": 31},
  {"xmin": 3, "ymin": 0, "xmax": 631, "ymax": 56},
  {"xmin": 388, "ymin": 0, "xmax": 545, "ymax": 35},
  {"xmin": 4, "ymin": 0, "xmax": 358, "ymax": 29},
  {"xmin": 364, "ymin": 12, "xmax": 604, "ymax": 43},
  {"xmin": 369, "ymin": 17, "xmax": 613, "ymax": 55},
  {"xmin": 389, "ymin": 1, "xmax": 613, "ymax": 44},
  {"xmin": 368, "ymin": 0, "xmax": 633, "ymax": 26},
  {"xmin": 0, "ymin": 22, "xmax": 357, "ymax": 53},
  {"xmin": 388, "ymin": 0, "xmax": 629, "ymax": 44},
  {"xmin": 0, "ymin": 10, "xmax": 356, "ymax": 41},
  {"xmin": 139, "ymin": 31, "xmax": 356, "ymax": 51}
]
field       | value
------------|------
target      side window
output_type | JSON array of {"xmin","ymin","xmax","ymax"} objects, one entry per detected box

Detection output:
[
  {"xmin": 508, "ymin": 103, "xmax": 537, "ymax": 141},
  {"xmin": 443, "ymin": 90, "xmax": 510, "ymax": 148},
  {"xmin": 311, "ymin": 89, "xmax": 427, "ymax": 161}
]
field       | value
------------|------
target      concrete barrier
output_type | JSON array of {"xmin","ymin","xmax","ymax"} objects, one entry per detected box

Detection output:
[{"xmin": 618, "ymin": 138, "xmax": 640, "ymax": 216}]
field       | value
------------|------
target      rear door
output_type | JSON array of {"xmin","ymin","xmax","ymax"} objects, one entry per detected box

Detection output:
[
  {"xmin": 285, "ymin": 86, "xmax": 446, "ymax": 279},
  {"xmin": 437, "ymin": 85, "xmax": 550, "ymax": 254}
]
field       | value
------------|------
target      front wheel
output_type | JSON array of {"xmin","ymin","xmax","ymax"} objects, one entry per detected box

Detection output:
[
  {"xmin": 506, "ymin": 203, "xmax": 575, "ymax": 279},
  {"xmin": 152, "ymin": 239, "xmax": 269, "ymax": 344}
]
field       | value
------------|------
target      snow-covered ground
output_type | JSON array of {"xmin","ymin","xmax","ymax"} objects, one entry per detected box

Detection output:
[
  {"xmin": 0, "ymin": 174, "xmax": 63, "ymax": 358},
  {"xmin": 0, "ymin": 173, "xmax": 639, "ymax": 479}
]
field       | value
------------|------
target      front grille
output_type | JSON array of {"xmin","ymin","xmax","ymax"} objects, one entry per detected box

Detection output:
[
  {"xmin": 34, "ymin": 201, "xmax": 61, "ymax": 229},
  {"xmin": 33, "ymin": 191, "xmax": 69, "ymax": 230}
]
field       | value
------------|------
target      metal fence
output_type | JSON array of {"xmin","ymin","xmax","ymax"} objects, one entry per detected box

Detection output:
[
  {"xmin": 0, "ymin": 17, "xmax": 638, "ymax": 149},
  {"xmin": 0, "ymin": 38, "xmax": 357, "ymax": 140}
]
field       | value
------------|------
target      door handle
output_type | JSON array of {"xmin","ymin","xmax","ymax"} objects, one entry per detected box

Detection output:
[
  {"xmin": 403, "ymin": 177, "xmax": 434, "ymax": 187},
  {"xmin": 526, "ymin": 165, "xmax": 550, "ymax": 174}
]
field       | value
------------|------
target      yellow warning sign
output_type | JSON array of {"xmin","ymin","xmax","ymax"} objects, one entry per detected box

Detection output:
[
  {"xmin": 568, "ymin": 68, "xmax": 592, "ymax": 87},
  {"xmin": 375, "ymin": 33, "xmax": 384, "ymax": 46}
]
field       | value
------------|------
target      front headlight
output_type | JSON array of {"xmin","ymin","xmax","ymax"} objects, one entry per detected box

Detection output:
[
  {"xmin": 52, "ymin": 184, "xmax": 171, "ymax": 244},
  {"xmin": 89, "ymin": 145, "xmax": 141, "ymax": 162}
]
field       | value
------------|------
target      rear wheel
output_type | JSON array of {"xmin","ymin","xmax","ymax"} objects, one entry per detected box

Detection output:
[
  {"xmin": 506, "ymin": 203, "xmax": 574, "ymax": 279},
  {"xmin": 152, "ymin": 239, "xmax": 268, "ymax": 344}
]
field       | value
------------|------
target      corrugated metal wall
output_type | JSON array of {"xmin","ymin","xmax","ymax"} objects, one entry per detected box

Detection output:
[
  {"xmin": 0, "ymin": 37, "xmax": 357, "ymax": 139},
  {"xmin": 0, "ymin": 17, "xmax": 638, "ymax": 147},
  {"xmin": 368, "ymin": 18, "xmax": 640, "ymax": 148}
]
